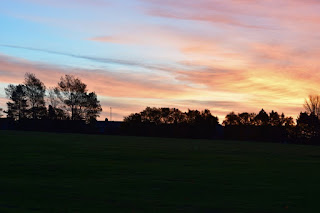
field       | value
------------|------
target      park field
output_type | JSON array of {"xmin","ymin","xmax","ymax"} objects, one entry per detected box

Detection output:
[{"xmin": 0, "ymin": 131, "xmax": 319, "ymax": 213}]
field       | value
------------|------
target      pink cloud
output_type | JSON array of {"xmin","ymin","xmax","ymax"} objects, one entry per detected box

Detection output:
[
  {"xmin": 88, "ymin": 36, "xmax": 133, "ymax": 44},
  {"xmin": 0, "ymin": 54, "xmax": 188, "ymax": 99},
  {"xmin": 20, "ymin": 0, "xmax": 111, "ymax": 8},
  {"xmin": 0, "ymin": 53, "xmax": 309, "ymax": 121}
]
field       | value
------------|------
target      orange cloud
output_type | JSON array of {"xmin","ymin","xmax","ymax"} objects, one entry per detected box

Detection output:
[
  {"xmin": 0, "ymin": 54, "xmax": 188, "ymax": 99},
  {"xmin": 88, "ymin": 36, "xmax": 135, "ymax": 44},
  {"xmin": 0, "ymin": 52, "xmax": 311, "ymax": 121}
]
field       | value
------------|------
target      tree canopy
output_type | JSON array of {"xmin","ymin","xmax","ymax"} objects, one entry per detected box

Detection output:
[
  {"xmin": 304, "ymin": 95, "xmax": 320, "ymax": 118},
  {"xmin": 124, "ymin": 107, "xmax": 218, "ymax": 126},
  {"xmin": 4, "ymin": 73, "xmax": 102, "ymax": 123},
  {"xmin": 53, "ymin": 75, "xmax": 102, "ymax": 122},
  {"xmin": 24, "ymin": 73, "xmax": 47, "ymax": 119},
  {"xmin": 223, "ymin": 109, "xmax": 293, "ymax": 126},
  {"xmin": 5, "ymin": 84, "xmax": 28, "ymax": 120}
]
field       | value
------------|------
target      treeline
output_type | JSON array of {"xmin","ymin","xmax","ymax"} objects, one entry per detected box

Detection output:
[
  {"xmin": 4, "ymin": 73, "xmax": 320, "ymax": 145},
  {"xmin": 121, "ymin": 105, "xmax": 320, "ymax": 144},
  {"xmin": 219, "ymin": 96, "xmax": 320, "ymax": 144},
  {"xmin": 285, "ymin": 95, "xmax": 320, "ymax": 144},
  {"xmin": 122, "ymin": 107, "xmax": 220, "ymax": 138},
  {"xmin": 223, "ymin": 109, "xmax": 294, "ymax": 126},
  {"xmin": 122, "ymin": 107, "xmax": 294, "ymax": 141},
  {"xmin": 3, "ymin": 73, "xmax": 102, "ymax": 124},
  {"xmin": 291, "ymin": 112, "xmax": 320, "ymax": 144},
  {"xmin": 222, "ymin": 109, "xmax": 293, "ymax": 142}
]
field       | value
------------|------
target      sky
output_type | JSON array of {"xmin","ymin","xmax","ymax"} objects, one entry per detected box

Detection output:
[{"xmin": 1, "ymin": 0, "xmax": 320, "ymax": 122}]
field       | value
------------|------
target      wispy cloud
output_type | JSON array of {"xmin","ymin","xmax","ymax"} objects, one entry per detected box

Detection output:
[
  {"xmin": 0, "ymin": 52, "xmax": 307, "ymax": 121},
  {"xmin": 0, "ymin": 54, "xmax": 189, "ymax": 99},
  {"xmin": 19, "ymin": 0, "xmax": 111, "ymax": 9},
  {"xmin": 0, "ymin": 44, "xmax": 186, "ymax": 73}
]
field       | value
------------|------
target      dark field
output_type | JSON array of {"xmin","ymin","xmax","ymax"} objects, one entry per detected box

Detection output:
[{"xmin": 0, "ymin": 131, "xmax": 319, "ymax": 213}]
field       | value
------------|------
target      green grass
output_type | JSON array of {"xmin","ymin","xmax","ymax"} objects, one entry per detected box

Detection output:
[{"xmin": 0, "ymin": 131, "xmax": 320, "ymax": 213}]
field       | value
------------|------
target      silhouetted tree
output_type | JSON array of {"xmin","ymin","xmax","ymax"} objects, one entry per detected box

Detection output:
[
  {"xmin": 223, "ymin": 110, "xmax": 292, "ymax": 127},
  {"xmin": 269, "ymin": 110, "xmax": 281, "ymax": 126},
  {"xmin": 186, "ymin": 109, "xmax": 201, "ymax": 124},
  {"xmin": 293, "ymin": 112, "xmax": 320, "ymax": 142},
  {"xmin": 83, "ymin": 92, "xmax": 102, "ymax": 123},
  {"xmin": 124, "ymin": 113, "xmax": 142, "ymax": 123},
  {"xmin": 5, "ymin": 84, "xmax": 28, "ymax": 120},
  {"xmin": 24, "ymin": 73, "xmax": 47, "ymax": 119},
  {"xmin": 0, "ymin": 108, "xmax": 3, "ymax": 118},
  {"xmin": 223, "ymin": 112, "xmax": 258, "ymax": 126},
  {"xmin": 140, "ymin": 107, "xmax": 161, "ymax": 124},
  {"xmin": 47, "ymin": 88, "xmax": 67, "ymax": 120},
  {"xmin": 223, "ymin": 109, "xmax": 293, "ymax": 142},
  {"xmin": 281, "ymin": 113, "xmax": 294, "ymax": 126},
  {"xmin": 255, "ymin": 109, "xmax": 269, "ymax": 125},
  {"xmin": 223, "ymin": 112, "xmax": 240, "ymax": 126},
  {"xmin": 123, "ymin": 107, "xmax": 218, "ymax": 138},
  {"xmin": 54, "ymin": 75, "xmax": 87, "ymax": 120},
  {"xmin": 304, "ymin": 95, "xmax": 320, "ymax": 118},
  {"xmin": 54, "ymin": 75, "xmax": 101, "ymax": 122},
  {"xmin": 201, "ymin": 109, "xmax": 219, "ymax": 124},
  {"xmin": 239, "ymin": 112, "xmax": 256, "ymax": 125}
]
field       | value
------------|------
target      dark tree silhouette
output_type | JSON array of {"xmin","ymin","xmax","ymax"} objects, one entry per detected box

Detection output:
[
  {"xmin": 54, "ymin": 75, "xmax": 102, "ymax": 122},
  {"xmin": 223, "ymin": 110, "xmax": 293, "ymax": 127},
  {"xmin": 5, "ymin": 84, "xmax": 28, "ymax": 120},
  {"xmin": 269, "ymin": 110, "xmax": 281, "ymax": 126},
  {"xmin": 223, "ymin": 109, "xmax": 293, "ymax": 142},
  {"xmin": 292, "ymin": 112, "xmax": 320, "ymax": 143},
  {"xmin": 287, "ymin": 96, "xmax": 320, "ymax": 144},
  {"xmin": 255, "ymin": 109, "xmax": 269, "ymax": 126},
  {"xmin": 83, "ymin": 92, "xmax": 102, "ymax": 123},
  {"xmin": 304, "ymin": 95, "xmax": 320, "ymax": 118},
  {"xmin": 239, "ymin": 112, "xmax": 256, "ymax": 125},
  {"xmin": 47, "ymin": 88, "xmax": 67, "ymax": 120},
  {"xmin": 222, "ymin": 112, "xmax": 240, "ymax": 126},
  {"xmin": 123, "ymin": 107, "xmax": 218, "ymax": 138},
  {"xmin": 54, "ymin": 75, "xmax": 88, "ymax": 120},
  {"xmin": 0, "ymin": 108, "xmax": 3, "ymax": 118},
  {"xmin": 223, "ymin": 112, "xmax": 256, "ymax": 126},
  {"xmin": 280, "ymin": 113, "xmax": 294, "ymax": 126},
  {"xmin": 24, "ymin": 73, "xmax": 47, "ymax": 119},
  {"xmin": 124, "ymin": 113, "xmax": 141, "ymax": 123}
]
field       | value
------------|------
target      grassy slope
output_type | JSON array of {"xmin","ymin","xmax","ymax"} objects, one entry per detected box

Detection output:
[{"xmin": 0, "ymin": 131, "xmax": 319, "ymax": 213}]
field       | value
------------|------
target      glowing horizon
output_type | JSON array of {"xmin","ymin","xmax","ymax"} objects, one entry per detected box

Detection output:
[{"xmin": 1, "ymin": 0, "xmax": 319, "ymax": 122}]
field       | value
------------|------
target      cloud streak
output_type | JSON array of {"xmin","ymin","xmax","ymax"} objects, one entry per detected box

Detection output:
[{"xmin": 0, "ymin": 53, "xmax": 308, "ymax": 121}]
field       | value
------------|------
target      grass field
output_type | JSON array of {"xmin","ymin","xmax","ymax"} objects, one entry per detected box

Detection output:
[{"xmin": 0, "ymin": 131, "xmax": 320, "ymax": 213}]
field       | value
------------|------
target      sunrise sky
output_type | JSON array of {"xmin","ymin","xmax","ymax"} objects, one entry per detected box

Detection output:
[{"xmin": 1, "ymin": 0, "xmax": 320, "ymax": 122}]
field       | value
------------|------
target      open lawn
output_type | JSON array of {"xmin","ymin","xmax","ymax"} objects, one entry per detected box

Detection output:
[{"xmin": 0, "ymin": 131, "xmax": 319, "ymax": 212}]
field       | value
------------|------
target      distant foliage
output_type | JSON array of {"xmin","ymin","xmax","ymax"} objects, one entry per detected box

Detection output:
[
  {"xmin": 4, "ymin": 73, "xmax": 102, "ymax": 124},
  {"xmin": 289, "ymin": 112, "xmax": 320, "ymax": 144},
  {"xmin": 53, "ymin": 75, "xmax": 102, "ymax": 123},
  {"xmin": 123, "ymin": 107, "xmax": 219, "ymax": 139},
  {"xmin": 124, "ymin": 107, "xmax": 218, "ymax": 125},
  {"xmin": 287, "ymin": 95, "xmax": 320, "ymax": 144},
  {"xmin": 5, "ymin": 74, "xmax": 48, "ymax": 120},
  {"xmin": 24, "ymin": 73, "xmax": 47, "ymax": 119},
  {"xmin": 223, "ymin": 109, "xmax": 293, "ymax": 127},
  {"xmin": 47, "ymin": 88, "xmax": 68, "ymax": 120},
  {"xmin": 303, "ymin": 95, "xmax": 320, "ymax": 118},
  {"xmin": 5, "ymin": 84, "xmax": 28, "ymax": 120},
  {"xmin": 222, "ymin": 109, "xmax": 294, "ymax": 142}
]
